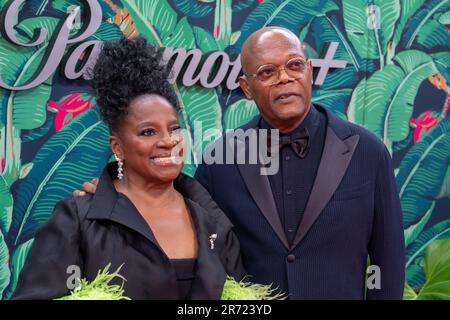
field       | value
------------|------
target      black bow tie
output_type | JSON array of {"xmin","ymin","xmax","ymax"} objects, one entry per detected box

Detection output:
[{"xmin": 268, "ymin": 128, "xmax": 310, "ymax": 159}]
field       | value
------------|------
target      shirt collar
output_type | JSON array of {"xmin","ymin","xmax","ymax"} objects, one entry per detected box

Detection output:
[{"xmin": 86, "ymin": 162, "xmax": 223, "ymax": 222}]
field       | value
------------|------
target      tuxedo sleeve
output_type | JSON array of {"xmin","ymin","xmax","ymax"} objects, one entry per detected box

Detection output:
[
  {"xmin": 11, "ymin": 197, "xmax": 83, "ymax": 300},
  {"xmin": 194, "ymin": 163, "xmax": 214, "ymax": 198},
  {"xmin": 367, "ymin": 145, "xmax": 405, "ymax": 300}
]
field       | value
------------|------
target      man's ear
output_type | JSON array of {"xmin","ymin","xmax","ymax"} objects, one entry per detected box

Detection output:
[
  {"xmin": 110, "ymin": 135, "xmax": 123, "ymax": 160},
  {"xmin": 308, "ymin": 59, "xmax": 314, "ymax": 85},
  {"xmin": 239, "ymin": 76, "xmax": 253, "ymax": 100}
]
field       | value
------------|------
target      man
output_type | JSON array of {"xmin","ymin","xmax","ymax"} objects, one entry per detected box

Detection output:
[
  {"xmin": 194, "ymin": 27, "xmax": 405, "ymax": 299},
  {"xmin": 77, "ymin": 27, "xmax": 405, "ymax": 299}
]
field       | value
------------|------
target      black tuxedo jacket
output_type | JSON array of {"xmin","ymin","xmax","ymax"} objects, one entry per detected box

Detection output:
[{"xmin": 195, "ymin": 105, "xmax": 405, "ymax": 299}]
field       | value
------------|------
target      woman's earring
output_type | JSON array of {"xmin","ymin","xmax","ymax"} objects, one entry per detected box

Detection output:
[{"xmin": 115, "ymin": 154, "xmax": 124, "ymax": 180}]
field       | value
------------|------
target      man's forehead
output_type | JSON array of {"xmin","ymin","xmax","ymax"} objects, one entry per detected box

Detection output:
[
  {"xmin": 251, "ymin": 40, "xmax": 304, "ymax": 57},
  {"xmin": 241, "ymin": 28, "xmax": 305, "ymax": 70},
  {"xmin": 247, "ymin": 43, "xmax": 304, "ymax": 68},
  {"xmin": 255, "ymin": 29, "xmax": 299, "ymax": 46}
]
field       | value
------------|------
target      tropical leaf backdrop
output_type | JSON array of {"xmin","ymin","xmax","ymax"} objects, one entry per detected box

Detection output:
[{"xmin": 0, "ymin": 0, "xmax": 449, "ymax": 299}]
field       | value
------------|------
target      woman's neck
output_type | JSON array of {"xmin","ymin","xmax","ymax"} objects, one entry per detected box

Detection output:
[{"xmin": 113, "ymin": 171, "xmax": 179, "ymax": 209}]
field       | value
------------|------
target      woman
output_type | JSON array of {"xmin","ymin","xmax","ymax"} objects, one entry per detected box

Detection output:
[{"xmin": 12, "ymin": 37, "xmax": 245, "ymax": 300}]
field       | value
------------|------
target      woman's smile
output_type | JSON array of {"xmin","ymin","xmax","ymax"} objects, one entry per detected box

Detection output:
[{"xmin": 150, "ymin": 152, "xmax": 183, "ymax": 166}]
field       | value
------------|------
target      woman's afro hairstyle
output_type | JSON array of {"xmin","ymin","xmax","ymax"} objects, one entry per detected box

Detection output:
[{"xmin": 91, "ymin": 36, "xmax": 178, "ymax": 132}]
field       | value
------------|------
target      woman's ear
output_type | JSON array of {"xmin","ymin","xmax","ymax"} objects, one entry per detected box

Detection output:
[{"xmin": 110, "ymin": 135, "xmax": 123, "ymax": 160}]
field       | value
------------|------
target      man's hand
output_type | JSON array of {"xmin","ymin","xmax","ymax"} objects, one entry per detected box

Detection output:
[{"xmin": 73, "ymin": 178, "xmax": 99, "ymax": 197}]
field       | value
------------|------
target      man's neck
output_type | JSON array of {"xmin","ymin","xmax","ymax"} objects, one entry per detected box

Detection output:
[{"xmin": 265, "ymin": 105, "xmax": 312, "ymax": 134}]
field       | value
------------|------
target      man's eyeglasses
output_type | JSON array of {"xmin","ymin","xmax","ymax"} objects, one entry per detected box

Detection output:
[{"xmin": 244, "ymin": 57, "xmax": 309, "ymax": 86}]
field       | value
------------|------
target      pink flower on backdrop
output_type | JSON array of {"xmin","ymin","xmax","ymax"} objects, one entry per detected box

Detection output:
[
  {"xmin": 258, "ymin": 0, "xmax": 264, "ymax": 3},
  {"xmin": 410, "ymin": 74, "xmax": 450, "ymax": 143},
  {"xmin": 410, "ymin": 111, "xmax": 441, "ymax": 144},
  {"xmin": 47, "ymin": 92, "xmax": 93, "ymax": 132}
]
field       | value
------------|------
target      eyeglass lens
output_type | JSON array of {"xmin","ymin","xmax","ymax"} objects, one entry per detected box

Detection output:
[{"xmin": 256, "ymin": 58, "xmax": 307, "ymax": 85}]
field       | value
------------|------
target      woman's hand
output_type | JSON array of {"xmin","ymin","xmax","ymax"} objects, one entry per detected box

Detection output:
[{"xmin": 73, "ymin": 178, "xmax": 99, "ymax": 196}]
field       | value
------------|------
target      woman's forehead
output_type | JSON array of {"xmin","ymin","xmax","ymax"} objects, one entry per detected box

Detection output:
[
  {"xmin": 124, "ymin": 95, "xmax": 178, "ymax": 122},
  {"xmin": 129, "ymin": 94, "xmax": 172, "ymax": 108}
]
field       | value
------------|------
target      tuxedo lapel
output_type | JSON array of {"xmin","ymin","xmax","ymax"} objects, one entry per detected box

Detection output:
[
  {"xmin": 290, "ymin": 127, "xmax": 360, "ymax": 250},
  {"xmin": 235, "ymin": 135, "xmax": 290, "ymax": 249}
]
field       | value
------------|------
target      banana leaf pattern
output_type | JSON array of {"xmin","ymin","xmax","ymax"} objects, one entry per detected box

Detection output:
[{"xmin": 0, "ymin": 0, "xmax": 449, "ymax": 299}]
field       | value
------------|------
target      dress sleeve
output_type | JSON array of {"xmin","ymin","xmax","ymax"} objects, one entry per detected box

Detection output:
[{"xmin": 11, "ymin": 197, "xmax": 83, "ymax": 300}]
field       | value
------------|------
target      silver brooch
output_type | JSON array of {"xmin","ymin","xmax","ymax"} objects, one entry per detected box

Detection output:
[{"xmin": 209, "ymin": 233, "xmax": 217, "ymax": 250}]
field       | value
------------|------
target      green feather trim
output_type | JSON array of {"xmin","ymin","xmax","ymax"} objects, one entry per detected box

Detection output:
[
  {"xmin": 56, "ymin": 265, "xmax": 284, "ymax": 300},
  {"xmin": 56, "ymin": 263, "xmax": 130, "ymax": 300},
  {"xmin": 221, "ymin": 276, "xmax": 286, "ymax": 300}
]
